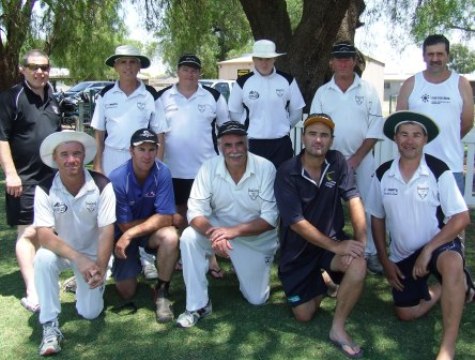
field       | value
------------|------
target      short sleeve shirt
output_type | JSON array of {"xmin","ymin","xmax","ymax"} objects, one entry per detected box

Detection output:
[
  {"xmin": 275, "ymin": 150, "xmax": 360, "ymax": 272},
  {"xmin": 33, "ymin": 170, "xmax": 117, "ymax": 259},
  {"xmin": 0, "ymin": 82, "xmax": 61, "ymax": 184}
]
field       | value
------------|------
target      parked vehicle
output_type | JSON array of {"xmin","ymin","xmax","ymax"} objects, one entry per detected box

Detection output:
[
  {"xmin": 54, "ymin": 81, "xmax": 113, "ymax": 128},
  {"xmin": 199, "ymin": 79, "xmax": 235, "ymax": 101}
]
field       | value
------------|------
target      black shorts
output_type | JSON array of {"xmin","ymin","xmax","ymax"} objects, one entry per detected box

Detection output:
[
  {"xmin": 5, "ymin": 185, "xmax": 36, "ymax": 226},
  {"xmin": 249, "ymin": 135, "xmax": 293, "ymax": 169},
  {"xmin": 172, "ymin": 178, "xmax": 194, "ymax": 206},
  {"xmin": 393, "ymin": 239, "xmax": 464, "ymax": 307},
  {"xmin": 279, "ymin": 246, "xmax": 343, "ymax": 307}
]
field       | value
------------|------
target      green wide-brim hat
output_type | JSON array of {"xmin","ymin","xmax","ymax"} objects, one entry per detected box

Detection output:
[{"xmin": 384, "ymin": 110, "xmax": 439, "ymax": 143}]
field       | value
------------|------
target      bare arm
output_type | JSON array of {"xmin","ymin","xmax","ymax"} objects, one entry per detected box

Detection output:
[
  {"xmin": 156, "ymin": 133, "xmax": 165, "ymax": 161},
  {"xmin": 92, "ymin": 130, "xmax": 105, "ymax": 174},
  {"xmin": 347, "ymin": 138, "xmax": 378, "ymax": 170},
  {"xmin": 347, "ymin": 196, "xmax": 367, "ymax": 246},
  {"xmin": 396, "ymin": 76, "xmax": 415, "ymax": 111},
  {"xmin": 115, "ymin": 213, "xmax": 173, "ymax": 258},
  {"xmin": 0, "ymin": 140, "xmax": 22, "ymax": 197},
  {"xmin": 459, "ymin": 76, "xmax": 474, "ymax": 138}
]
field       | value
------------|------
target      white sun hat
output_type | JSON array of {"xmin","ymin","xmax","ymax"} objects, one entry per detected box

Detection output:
[
  {"xmin": 40, "ymin": 131, "xmax": 97, "ymax": 169},
  {"xmin": 105, "ymin": 44, "xmax": 151, "ymax": 68},
  {"xmin": 251, "ymin": 40, "xmax": 286, "ymax": 58}
]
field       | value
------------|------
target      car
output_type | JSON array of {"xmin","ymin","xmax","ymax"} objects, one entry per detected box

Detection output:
[
  {"xmin": 55, "ymin": 81, "xmax": 113, "ymax": 128},
  {"xmin": 199, "ymin": 79, "xmax": 235, "ymax": 101}
]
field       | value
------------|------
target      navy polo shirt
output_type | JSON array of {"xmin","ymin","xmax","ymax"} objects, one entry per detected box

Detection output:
[
  {"xmin": 275, "ymin": 149, "xmax": 359, "ymax": 272},
  {"xmin": 109, "ymin": 159, "xmax": 176, "ymax": 239},
  {"xmin": 0, "ymin": 82, "xmax": 61, "ymax": 184}
]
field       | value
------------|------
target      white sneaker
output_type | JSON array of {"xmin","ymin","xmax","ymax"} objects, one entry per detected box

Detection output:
[
  {"xmin": 176, "ymin": 301, "xmax": 212, "ymax": 328},
  {"xmin": 39, "ymin": 320, "xmax": 63, "ymax": 356},
  {"xmin": 143, "ymin": 263, "xmax": 158, "ymax": 280}
]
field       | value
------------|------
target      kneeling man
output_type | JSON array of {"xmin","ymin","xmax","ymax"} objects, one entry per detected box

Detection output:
[
  {"xmin": 109, "ymin": 128, "xmax": 179, "ymax": 323},
  {"xmin": 275, "ymin": 114, "xmax": 367, "ymax": 359},
  {"xmin": 177, "ymin": 121, "xmax": 279, "ymax": 328},
  {"xmin": 367, "ymin": 111, "xmax": 473, "ymax": 360},
  {"xmin": 34, "ymin": 131, "xmax": 116, "ymax": 356}
]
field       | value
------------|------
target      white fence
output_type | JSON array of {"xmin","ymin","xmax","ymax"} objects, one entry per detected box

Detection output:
[{"xmin": 290, "ymin": 123, "xmax": 475, "ymax": 208}]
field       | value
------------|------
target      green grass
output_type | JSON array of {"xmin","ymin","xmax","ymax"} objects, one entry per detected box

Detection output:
[{"xmin": 0, "ymin": 176, "xmax": 474, "ymax": 359}]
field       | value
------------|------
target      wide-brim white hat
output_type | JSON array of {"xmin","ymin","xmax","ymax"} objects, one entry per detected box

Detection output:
[
  {"xmin": 40, "ymin": 131, "xmax": 97, "ymax": 169},
  {"xmin": 105, "ymin": 44, "xmax": 151, "ymax": 68},
  {"xmin": 251, "ymin": 40, "xmax": 286, "ymax": 58}
]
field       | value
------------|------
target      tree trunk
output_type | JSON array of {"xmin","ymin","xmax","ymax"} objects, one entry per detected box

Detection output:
[{"xmin": 239, "ymin": 0, "xmax": 365, "ymax": 110}]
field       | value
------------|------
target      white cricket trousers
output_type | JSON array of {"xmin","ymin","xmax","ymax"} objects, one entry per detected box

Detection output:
[
  {"xmin": 34, "ymin": 248, "xmax": 105, "ymax": 324},
  {"xmin": 180, "ymin": 227, "xmax": 275, "ymax": 312}
]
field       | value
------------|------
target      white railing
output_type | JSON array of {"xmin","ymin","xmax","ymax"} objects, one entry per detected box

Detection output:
[{"xmin": 290, "ymin": 123, "xmax": 475, "ymax": 207}]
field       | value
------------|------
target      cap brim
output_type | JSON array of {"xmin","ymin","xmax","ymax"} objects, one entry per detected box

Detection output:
[
  {"xmin": 384, "ymin": 111, "xmax": 439, "ymax": 142},
  {"xmin": 177, "ymin": 61, "xmax": 201, "ymax": 69},
  {"xmin": 40, "ymin": 131, "xmax": 97, "ymax": 169},
  {"xmin": 304, "ymin": 117, "xmax": 335, "ymax": 131},
  {"xmin": 217, "ymin": 130, "xmax": 247, "ymax": 138},
  {"xmin": 332, "ymin": 53, "xmax": 356, "ymax": 58},
  {"xmin": 105, "ymin": 55, "xmax": 151, "ymax": 68}
]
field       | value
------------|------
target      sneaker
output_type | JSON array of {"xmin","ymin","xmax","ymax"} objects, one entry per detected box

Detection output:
[
  {"xmin": 20, "ymin": 297, "xmax": 40, "ymax": 313},
  {"xmin": 143, "ymin": 263, "xmax": 159, "ymax": 280},
  {"xmin": 62, "ymin": 276, "xmax": 77, "ymax": 293},
  {"xmin": 155, "ymin": 296, "xmax": 174, "ymax": 323},
  {"xmin": 39, "ymin": 320, "xmax": 63, "ymax": 356},
  {"xmin": 367, "ymin": 254, "xmax": 383, "ymax": 274},
  {"xmin": 176, "ymin": 301, "xmax": 212, "ymax": 328}
]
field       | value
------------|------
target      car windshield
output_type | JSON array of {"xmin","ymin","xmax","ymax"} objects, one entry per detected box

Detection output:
[{"xmin": 68, "ymin": 82, "xmax": 93, "ymax": 92}]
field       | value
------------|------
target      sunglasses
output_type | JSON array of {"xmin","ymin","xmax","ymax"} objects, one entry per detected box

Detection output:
[{"xmin": 25, "ymin": 64, "xmax": 50, "ymax": 72}]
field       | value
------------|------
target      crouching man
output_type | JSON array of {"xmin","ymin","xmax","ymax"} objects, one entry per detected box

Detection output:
[
  {"xmin": 367, "ymin": 111, "xmax": 473, "ymax": 360},
  {"xmin": 34, "ymin": 131, "xmax": 116, "ymax": 356},
  {"xmin": 176, "ymin": 121, "xmax": 279, "ymax": 328},
  {"xmin": 108, "ymin": 128, "xmax": 179, "ymax": 323}
]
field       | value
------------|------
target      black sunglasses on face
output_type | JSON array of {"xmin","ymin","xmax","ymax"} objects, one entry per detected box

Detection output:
[{"xmin": 25, "ymin": 64, "xmax": 50, "ymax": 72}]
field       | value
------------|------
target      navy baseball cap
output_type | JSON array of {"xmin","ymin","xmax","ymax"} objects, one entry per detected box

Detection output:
[
  {"xmin": 178, "ymin": 55, "xmax": 201, "ymax": 69},
  {"xmin": 331, "ymin": 42, "xmax": 357, "ymax": 58},
  {"xmin": 217, "ymin": 121, "xmax": 247, "ymax": 138},
  {"xmin": 130, "ymin": 128, "xmax": 158, "ymax": 147}
]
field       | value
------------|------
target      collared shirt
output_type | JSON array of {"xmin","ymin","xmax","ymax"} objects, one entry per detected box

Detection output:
[
  {"xmin": 228, "ymin": 68, "xmax": 305, "ymax": 139},
  {"xmin": 275, "ymin": 150, "xmax": 359, "ymax": 272},
  {"xmin": 310, "ymin": 74, "xmax": 383, "ymax": 158},
  {"xmin": 157, "ymin": 84, "xmax": 229, "ymax": 179},
  {"xmin": 187, "ymin": 152, "xmax": 278, "ymax": 252},
  {"xmin": 366, "ymin": 154, "xmax": 468, "ymax": 262},
  {"xmin": 33, "ymin": 170, "xmax": 117, "ymax": 259},
  {"xmin": 109, "ymin": 159, "xmax": 176, "ymax": 239},
  {"xmin": 91, "ymin": 80, "xmax": 163, "ymax": 151},
  {"xmin": 0, "ymin": 81, "xmax": 61, "ymax": 184}
]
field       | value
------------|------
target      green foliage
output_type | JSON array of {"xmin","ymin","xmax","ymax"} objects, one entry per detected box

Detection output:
[
  {"xmin": 449, "ymin": 43, "xmax": 475, "ymax": 73},
  {"xmin": 136, "ymin": 0, "xmax": 252, "ymax": 77}
]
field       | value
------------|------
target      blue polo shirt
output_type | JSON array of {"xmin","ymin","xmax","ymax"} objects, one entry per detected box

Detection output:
[
  {"xmin": 109, "ymin": 159, "xmax": 176, "ymax": 239},
  {"xmin": 275, "ymin": 149, "xmax": 360, "ymax": 272}
]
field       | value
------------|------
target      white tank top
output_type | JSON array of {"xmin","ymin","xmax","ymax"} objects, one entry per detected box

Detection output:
[{"xmin": 408, "ymin": 71, "xmax": 463, "ymax": 171}]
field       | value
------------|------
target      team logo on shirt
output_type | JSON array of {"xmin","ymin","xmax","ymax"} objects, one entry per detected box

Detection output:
[
  {"xmin": 324, "ymin": 171, "xmax": 336, "ymax": 188},
  {"xmin": 85, "ymin": 201, "xmax": 97, "ymax": 212},
  {"xmin": 248, "ymin": 91, "xmax": 260, "ymax": 100},
  {"xmin": 417, "ymin": 185, "xmax": 429, "ymax": 199},
  {"xmin": 384, "ymin": 188, "xmax": 398, "ymax": 196},
  {"xmin": 53, "ymin": 202, "xmax": 67, "ymax": 213},
  {"xmin": 248, "ymin": 188, "xmax": 259, "ymax": 200},
  {"xmin": 105, "ymin": 103, "xmax": 118, "ymax": 108},
  {"xmin": 137, "ymin": 102, "xmax": 146, "ymax": 110},
  {"xmin": 275, "ymin": 89, "xmax": 284, "ymax": 97},
  {"xmin": 264, "ymin": 256, "xmax": 273, "ymax": 264},
  {"xmin": 198, "ymin": 105, "xmax": 206, "ymax": 112},
  {"xmin": 421, "ymin": 94, "xmax": 430, "ymax": 103},
  {"xmin": 144, "ymin": 191, "xmax": 156, "ymax": 198},
  {"xmin": 355, "ymin": 95, "xmax": 364, "ymax": 105}
]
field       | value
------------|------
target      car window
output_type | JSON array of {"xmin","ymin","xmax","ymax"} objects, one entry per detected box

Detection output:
[
  {"xmin": 214, "ymin": 82, "xmax": 230, "ymax": 93},
  {"xmin": 68, "ymin": 82, "xmax": 92, "ymax": 92}
]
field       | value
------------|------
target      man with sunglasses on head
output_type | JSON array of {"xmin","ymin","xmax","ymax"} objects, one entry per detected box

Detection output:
[{"xmin": 0, "ymin": 49, "xmax": 61, "ymax": 313}]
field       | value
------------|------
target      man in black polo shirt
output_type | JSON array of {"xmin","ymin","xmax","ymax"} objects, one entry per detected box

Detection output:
[
  {"xmin": 0, "ymin": 49, "xmax": 61, "ymax": 313},
  {"xmin": 275, "ymin": 113, "xmax": 367, "ymax": 359}
]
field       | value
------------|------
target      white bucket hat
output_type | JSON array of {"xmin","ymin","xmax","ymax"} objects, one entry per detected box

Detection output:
[
  {"xmin": 251, "ymin": 40, "xmax": 286, "ymax": 58},
  {"xmin": 105, "ymin": 45, "xmax": 151, "ymax": 68},
  {"xmin": 40, "ymin": 131, "xmax": 97, "ymax": 169}
]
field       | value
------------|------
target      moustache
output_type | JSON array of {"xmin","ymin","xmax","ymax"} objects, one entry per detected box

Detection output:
[{"xmin": 430, "ymin": 61, "xmax": 443, "ymax": 66}]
